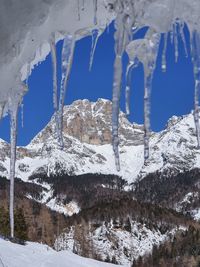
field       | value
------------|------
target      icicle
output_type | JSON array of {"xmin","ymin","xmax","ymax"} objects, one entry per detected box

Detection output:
[
  {"xmin": 179, "ymin": 22, "xmax": 188, "ymax": 58},
  {"xmin": 143, "ymin": 74, "xmax": 152, "ymax": 161},
  {"xmin": 125, "ymin": 58, "xmax": 139, "ymax": 116},
  {"xmin": 170, "ymin": 25, "xmax": 174, "ymax": 45},
  {"xmin": 57, "ymin": 35, "xmax": 75, "ymax": 148},
  {"xmin": 21, "ymin": 103, "xmax": 24, "ymax": 128},
  {"xmin": 50, "ymin": 33, "xmax": 61, "ymax": 145},
  {"xmin": 191, "ymin": 30, "xmax": 200, "ymax": 148},
  {"xmin": 77, "ymin": 0, "xmax": 80, "ymax": 21},
  {"xmin": 0, "ymin": 103, "xmax": 5, "ymax": 121},
  {"xmin": 112, "ymin": 0, "xmax": 133, "ymax": 171},
  {"xmin": 112, "ymin": 54, "xmax": 122, "ymax": 171},
  {"xmin": 194, "ymin": 78, "xmax": 200, "ymax": 148},
  {"xmin": 26, "ymin": 64, "xmax": 31, "ymax": 87},
  {"xmin": 174, "ymin": 23, "xmax": 179, "ymax": 62},
  {"xmin": 162, "ymin": 33, "xmax": 168, "ymax": 72},
  {"xmin": 81, "ymin": 0, "xmax": 85, "ymax": 11},
  {"xmin": 39, "ymin": 44, "xmax": 43, "ymax": 57},
  {"xmin": 125, "ymin": 63, "xmax": 132, "ymax": 116},
  {"xmin": 93, "ymin": 0, "xmax": 97, "ymax": 25},
  {"xmin": 89, "ymin": 29, "xmax": 99, "ymax": 71},
  {"xmin": 112, "ymin": 10, "xmax": 126, "ymax": 171},
  {"xmin": 143, "ymin": 32, "xmax": 161, "ymax": 161},
  {"xmin": 8, "ymin": 82, "xmax": 27, "ymax": 239},
  {"xmin": 106, "ymin": 20, "xmax": 110, "ymax": 35},
  {"xmin": 9, "ymin": 103, "xmax": 19, "ymax": 238},
  {"xmin": 50, "ymin": 33, "xmax": 58, "ymax": 111}
]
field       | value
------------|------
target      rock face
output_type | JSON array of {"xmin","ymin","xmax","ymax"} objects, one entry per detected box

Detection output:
[
  {"xmin": 29, "ymin": 98, "xmax": 144, "ymax": 147},
  {"xmin": 0, "ymin": 98, "xmax": 200, "ymax": 185},
  {"xmin": 61, "ymin": 99, "xmax": 144, "ymax": 146}
]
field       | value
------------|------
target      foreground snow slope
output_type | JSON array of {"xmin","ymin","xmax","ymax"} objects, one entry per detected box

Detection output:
[{"xmin": 0, "ymin": 238, "xmax": 123, "ymax": 267}]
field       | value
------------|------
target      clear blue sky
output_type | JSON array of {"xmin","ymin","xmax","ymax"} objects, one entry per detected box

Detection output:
[{"xmin": 0, "ymin": 24, "xmax": 194, "ymax": 145}]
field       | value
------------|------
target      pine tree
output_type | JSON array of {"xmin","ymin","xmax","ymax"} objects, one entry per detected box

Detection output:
[
  {"xmin": 0, "ymin": 207, "xmax": 9, "ymax": 237},
  {"xmin": 14, "ymin": 208, "xmax": 28, "ymax": 240}
]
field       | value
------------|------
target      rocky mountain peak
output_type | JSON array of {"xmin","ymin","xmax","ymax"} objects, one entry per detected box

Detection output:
[{"xmin": 30, "ymin": 98, "xmax": 144, "ymax": 147}]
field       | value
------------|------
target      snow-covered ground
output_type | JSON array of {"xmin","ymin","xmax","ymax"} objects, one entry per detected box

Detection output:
[
  {"xmin": 56, "ymin": 220, "xmax": 178, "ymax": 266},
  {"xmin": 0, "ymin": 238, "xmax": 124, "ymax": 267},
  {"xmin": 191, "ymin": 209, "xmax": 200, "ymax": 221}
]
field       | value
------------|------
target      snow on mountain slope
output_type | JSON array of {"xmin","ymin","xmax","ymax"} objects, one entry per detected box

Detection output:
[
  {"xmin": 0, "ymin": 99, "xmax": 200, "ymax": 217},
  {"xmin": 140, "ymin": 113, "xmax": 200, "ymax": 177},
  {"xmin": 56, "ymin": 220, "xmax": 176, "ymax": 266},
  {"xmin": 0, "ymin": 99, "xmax": 199, "ymax": 185},
  {"xmin": 192, "ymin": 209, "xmax": 200, "ymax": 221},
  {"xmin": 175, "ymin": 190, "xmax": 200, "ymax": 222},
  {"xmin": 0, "ymin": 238, "xmax": 123, "ymax": 267}
]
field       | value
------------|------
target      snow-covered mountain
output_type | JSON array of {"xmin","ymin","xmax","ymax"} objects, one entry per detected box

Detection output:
[
  {"xmin": 1, "ymin": 98, "xmax": 200, "ymax": 217},
  {"xmin": 0, "ymin": 98, "xmax": 199, "ymax": 185},
  {"xmin": 0, "ymin": 98, "xmax": 145, "ymax": 183}
]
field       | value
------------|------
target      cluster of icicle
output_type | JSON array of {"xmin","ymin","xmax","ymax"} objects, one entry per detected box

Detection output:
[
  {"xmin": 111, "ymin": 0, "xmax": 163, "ymax": 171},
  {"xmin": 7, "ymin": 0, "xmax": 200, "ymax": 238},
  {"xmin": 111, "ymin": 0, "xmax": 200, "ymax": 171},
  {"xmin": 8, "ymin": 0, "xmax": 101, "ymax": 239},
  {"xmin": 8, "ymin": 83, "xmax": 27, "ymax": 239},
  {"xmin": 49, "ymin": 8, "xmax": 101, "ymax": 150}
]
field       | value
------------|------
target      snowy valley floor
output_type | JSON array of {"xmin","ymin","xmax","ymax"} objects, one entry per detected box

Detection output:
[{"xmin": 0, "ymin": 238, "xmax": 124, "ymax": 267}]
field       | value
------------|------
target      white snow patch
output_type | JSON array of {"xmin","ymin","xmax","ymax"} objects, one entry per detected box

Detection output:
[
  {"xmin": 46, "ymin": 199, "xmax": 80, "ymax": 216},
  {"xmin": 0, "ymin": 238, "xmax": 123, "ymax": 267},
  {"xmin": 56, "ymin": 220, "xmax": 178, "ymax": 266},
  {"xmin": 191, "ymin": 209, "xmax": 200, "ymax": 221}
]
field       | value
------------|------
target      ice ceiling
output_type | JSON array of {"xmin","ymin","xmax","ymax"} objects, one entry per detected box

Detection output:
[{"xmin": 1, "ymin": 0, "xmax": 200, "ymax": 237}]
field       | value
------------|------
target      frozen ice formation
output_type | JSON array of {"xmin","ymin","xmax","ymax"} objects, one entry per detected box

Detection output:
[
  {"xmin": 1, "ymin": 0, "xmax": 200, "ymax": 236},
  {"xmin": 0, "ymin": 0, "xmax": 112, "ymax": 238},
  {"xmin": 110, "ymin": 0, "xmax": 200, "ymax": 168}
]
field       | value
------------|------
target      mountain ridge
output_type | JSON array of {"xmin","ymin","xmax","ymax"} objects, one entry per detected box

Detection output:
[{"xmin": 0, "ymin": 98, "xmax": 199, "ymax": 184}]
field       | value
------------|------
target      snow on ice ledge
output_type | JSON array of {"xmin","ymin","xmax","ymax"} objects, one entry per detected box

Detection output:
[
  {"xmin": 1, "ymin": 0, "xmax": 200, "ymax": 114},
  {"xmin": 0, "ymin": 0, "xmax": 113, "ymax": 114}
]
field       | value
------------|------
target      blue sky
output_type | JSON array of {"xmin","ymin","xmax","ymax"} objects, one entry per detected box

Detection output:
[{"xmin": 0, "ymin": 24, "xmax": 194, "ymax": 145}]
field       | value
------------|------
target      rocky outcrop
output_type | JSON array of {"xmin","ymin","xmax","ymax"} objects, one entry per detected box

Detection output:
[{"xmin": 29, "ymin": 98, "xmax": 144, "ymax": 147}]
